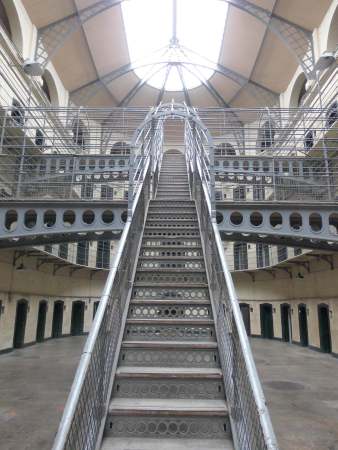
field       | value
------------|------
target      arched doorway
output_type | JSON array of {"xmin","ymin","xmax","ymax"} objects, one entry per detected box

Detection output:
[
  {"xmin": 280, "ymin": 303, "xmax": 292, "ymax": 342},
  {"xmin": 52, "ymin": 301, "xmax": 64, "ymax": 338},
  {"xmin": 298, "ymin": 304, "xmax": 308, "ymax": 347},
  {"xmin": 13, "ymin": 299, "xmax": 28, "ymax": 348},
  {"xmin": 71, "ymin": 301, "xmax": 85, "ymax": 336},
  {"xmin": 318, "ymin": 304, "xmax": 332, "ymax": 353},
  {"xmin": 239, "ymin": 303, "xmax": 251, "ymax": 336},
  {"xmin": 260, "ymin": 303, "xmax": 273, "ymax": 339},
  {"xmin": 36, "ymin": 300, "xmax": 47, "ymax": 343}
]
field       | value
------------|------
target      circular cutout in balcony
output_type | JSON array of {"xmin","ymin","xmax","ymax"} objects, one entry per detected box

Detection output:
[
  {"xmin": 250, "ymin": 212, "xmax": 263, "ymax": 227},
  {"xmin": 270, "ymin": 212, "xmax": 282, "ymax": 229},
  {"xmin": 63, "ymin": 210, "xmax": 75, "ymax": 227},
  {"xmin": 230, "ymin": 211, "xmax": 243, "ymax": 226},
  {"xmin": 43, "ymin": 210, "xmax": 56, "ymax": 228},
  {"xmin": 309, "ymin": 213, "xmax": 322, "ymax": 232},
  {"xmin": 83, "ymin": 210, "xmax": 95, "ymax": 225},
  {"xmin": 102, "ymin": 210, "xmax": 114, "ymax": 224},
  {"xmin": 5, "ymin": 210, "xmax": 18, "ymax": 231},
  {"xmin": 24, "ymin": 210, "xmax": 37, "ymax": 229},
  {"xmin": 290, "ymin": 212, "xmax": 302, "ymax": 231}
]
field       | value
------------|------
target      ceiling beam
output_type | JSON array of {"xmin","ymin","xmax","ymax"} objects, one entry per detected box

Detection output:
[
  {"xmin": 156, "ymin": 65, "xmax": 172, "ymax": 105},
  {"xmin": 33, "ymin": 0, "xmax": 315, "ymax": 78},
  {"xmin": 70, "ymin": 59, "xmax": 279, "ymax": 107},
  {"xmin": 177, "ymin": 65, "xmax": 192, "ymax": 107},
  {"xmin": 119, "ymin": 64, "xmax": 166, "ymax": 106}
]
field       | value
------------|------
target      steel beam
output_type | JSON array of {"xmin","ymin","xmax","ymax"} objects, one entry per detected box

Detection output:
[
  {"xmin": 217, "ymin": 202, "xmax": 338, "ymax": 250},
  {"xmin": 70, "ymin": 60, "xmax": 279, "ymax": 106},
  {"xmin": 0, "ymin": 201, "xmax": 127, "ymax": 248}
]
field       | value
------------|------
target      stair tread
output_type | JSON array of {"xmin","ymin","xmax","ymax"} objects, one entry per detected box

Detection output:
[
  {"xmin": 138, "ymin": 256, "xmax": 204, "ymax": 260},
  {"xmin": 133, "ymin": 282, "xmax": 208, "ymax": 288},
  {"xmin": 108, "ymin": 398, "xmax": 228, "ymax": 414},
  {"xmin": 126, "ymin": 318, "xmax": 214, "ymax": 325},
  {"xmin": 116, "ymin": 366, "xmax": 222, "ymax": 378},
  {"xmin": 101, "ymin": 437, "xmax": 234, "ymax": 450},
  {"xmin": 130, "ymin": 299, "xmax": 210, "ymax": 304},
  {"xmin": 121, "ymin": 341, "xmax": 217, "ymax": 349}
]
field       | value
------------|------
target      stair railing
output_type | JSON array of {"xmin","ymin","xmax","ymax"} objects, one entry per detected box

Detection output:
[
  {"xmin": 185, "ymin": 117, "xmax": 279, "ymax": 450},
  {"xmin": 52, "ymin": 119, "xmax": 163, "ymax": 450}
]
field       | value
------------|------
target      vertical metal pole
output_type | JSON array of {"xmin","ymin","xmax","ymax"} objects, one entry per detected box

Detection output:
[
  {"xmin": 314, "ymin": 70, "xmax": 332, "ymax": 200},
  {"xmin": 128, "ymin": 145, "xmax": 135, "ymax": 219},
  {"xmin": 209, "ymin": 140, "xmax": 216, "ymax": 221}
]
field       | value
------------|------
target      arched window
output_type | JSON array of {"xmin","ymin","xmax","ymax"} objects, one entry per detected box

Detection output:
[
  {"xmin": 297, "ymin": 79, "xmax": 307, "ymax": 106},
  {"xmin": 215, "ymin": 142, "xmax": 236, "ymax": 156},
  {"xmin": 289, "ymin": 72, "xmax": 307, "ymax": 108},
  {"xmin": 11, "ymin": 99, "xmax": 24, "ymax": 126},
  {"xmin": 326, "ymin": 101, "xmax": 337, "ymax": 128},
  {"xmin": 72, "ymin": 120, "xmax": 88, "ymax": 150},
  {"xmin": 256, "ymin": 243, "xmax": 270, "ymax": 268},
  {"xmin": 35, "ymin": 129, "xmax": 44, "ymax": 147},
  {"xmin": 234, "ymin": 242, "xmax": 248, "ymax": 270},
  {"xmin": 41, "ymin": 76, "xmax": 51, "ymax": 102},
  {"xmin": 110, "ymin": 141, "xmax": 130, "ymax": 155},
  {"xmin": 260, "ymin": 120, "xmax": 275, "ymax": 150},
  {"xmin": 96, "ymin": 240, "xmax": 110, "ymax": 269}
]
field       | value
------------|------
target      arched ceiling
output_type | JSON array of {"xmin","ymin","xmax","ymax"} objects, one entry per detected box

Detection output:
[{"xmin": 22, "ymin": 0, "xmax": 332, "ymax": 108}]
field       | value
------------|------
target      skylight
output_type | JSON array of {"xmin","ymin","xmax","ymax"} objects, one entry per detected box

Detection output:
[{"xmin": 122, "ymin": 0, "xmax": 228, "ymax": 92}]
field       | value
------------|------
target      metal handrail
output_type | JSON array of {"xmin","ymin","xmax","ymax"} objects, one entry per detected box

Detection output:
[
  {"xmin": 52, "ymin": 130, "xmax": 159, "ymax": 449},
  {"xmin": 187, "ymin": 117, "xmax": 279, "ymax": 449}
]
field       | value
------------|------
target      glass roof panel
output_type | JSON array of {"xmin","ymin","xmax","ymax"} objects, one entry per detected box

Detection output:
[{"xmin": 122, "ymin": 0, "xmax": 228, "ymax": 91}]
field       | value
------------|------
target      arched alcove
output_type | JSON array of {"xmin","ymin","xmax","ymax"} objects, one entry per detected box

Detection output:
[
  {"xmin": 1, "ymin": 0, "xmax": 23, "ymax": 53},
  {"xmin": 0, "ymin": 1, "xmax": 11, "ymax": 38},
  {"xmin": 40, "ymin": 69, "xmax": 60, "ymax": 106},
  {"xmin": 289, "ymin": 72, "xmax": 307, "ymax": 108}
]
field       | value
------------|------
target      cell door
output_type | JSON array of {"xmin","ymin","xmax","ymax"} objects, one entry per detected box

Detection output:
[
  {"xmin": 13, "ymin": 300, "xmax": 28, "ymax": 348},
  {"xmin": 281, "ymin": 304, "xmax": 291, "ymax": 342},
  {"xmin": 260, "ymin": 304, "xmax": 273, "ymax": 339},
  {"xmin": 240, "ymin": 303, "xmax": 251, "ymax": 336},
  {"xmin": 71, "ymin": 301, "xmax": 85, "ymax": 336},
  {"xmin": 52, "ymin": 301, "xmax": 64, "ymax": 338},
  {"xmin": 36, "ymin": 301, "xmax": 47, "ymax": 343},
  {"xmin": 298, "ymin": 304, "xmax": 308, "ymax": 347},
  {"xmin": 318, "ymin": 304, "xmax": 332, "ymax": 353}
]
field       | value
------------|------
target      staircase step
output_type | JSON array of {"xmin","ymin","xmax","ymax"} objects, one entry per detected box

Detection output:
[
  {"xmin": 119, "ymin": 347, "xmax": 220, "ymax": 368},
  {"xmin": 105, "ymin": 399, "xmax": 230, "ymax": 439},
  {"xmin": 128, "ymin": 302, "xmax": 211, "ymax": 320},
  {"xmin": 101, "ymin": 437, "xmax": 234, "ymax": 450},
  {"xmin": 124, "ymin": 322, "xmax": 216, "ymax": 342},
  {"xmin": 130, "ymin": 298, "xmax": 209, "ymax": 305},
  {"xmin": 132, "ymin": 286, "xmax": 210, "ymax": 301},
  {"xmin": 113, "ymin": 368, "xmax": 225, "ymax": 400},
  {"xmin": 108, "ymin": 398, "xmax": 228, "ymax": 415},
  {"xmin": 116, "ymin": 366, "xmax": 223, "ymax": 378},
  {"xmin": 121, "ymin": 341, "xmax": 217, "ymax": 349}
]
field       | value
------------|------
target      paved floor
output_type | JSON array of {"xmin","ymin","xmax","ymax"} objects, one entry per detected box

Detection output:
[{"xmin": 0, "ymin": 337, "xmax": 338, "ymax": 450}]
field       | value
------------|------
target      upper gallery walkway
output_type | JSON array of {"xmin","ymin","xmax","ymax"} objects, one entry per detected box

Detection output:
[{"xmin": 0, "ymin": 103, "xmax": 337, "ymax": 250}]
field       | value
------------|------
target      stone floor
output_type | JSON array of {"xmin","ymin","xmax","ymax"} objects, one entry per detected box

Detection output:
[{"xmin": 0, "ymin": 337, "xmax": 338, "ymax": 450}]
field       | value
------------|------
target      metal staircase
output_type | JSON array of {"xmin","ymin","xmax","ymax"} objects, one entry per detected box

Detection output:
[
  {"xmin": 101, "ymin": 151, "xmax": 233, "ymax": 449},
  {"xmin": 52, "ymin": 104, "xmax": 278, "ymax": 450}
]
